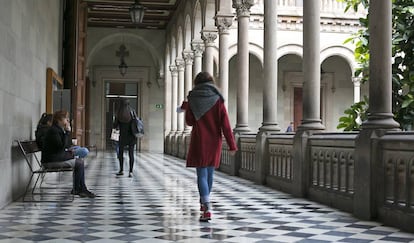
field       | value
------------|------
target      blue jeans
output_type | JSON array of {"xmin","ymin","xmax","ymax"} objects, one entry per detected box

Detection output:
[
  {"xmin": 71, "ymin": 146, "xmax": 89, "ymax": 158},
  {"xmin": 43, "ymin": 158, "xmax": 87, "ymax": 192},
  {"xmin": 196, "ymin": 167, "xmax": 214, "ymax": 204}
]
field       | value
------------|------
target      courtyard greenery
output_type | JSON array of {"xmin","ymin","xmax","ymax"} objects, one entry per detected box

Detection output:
[{"xmin": 336, "ymin": 0, "xmax": 414, "ymax": 130}]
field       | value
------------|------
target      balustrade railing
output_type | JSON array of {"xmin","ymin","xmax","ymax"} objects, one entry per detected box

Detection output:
[
  {"xmin": 239, "ymin": 134, "xmax": 257, "ymax": 180},
  {"xmin": 268, "ymin": 135, "xmax": 294, "ymax": 181},
  {"xmin": 378, "ymin": 133, "xmax": 414, "ymax": 211},
  {"xmin": 309, "ymin": 133, "xmax": 356, "ymax": 195}
]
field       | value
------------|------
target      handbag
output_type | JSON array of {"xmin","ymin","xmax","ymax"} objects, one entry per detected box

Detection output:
[
  {"xmin": 130, "ymin": 110, "xmax": 144, "ymax": 138},
  {"xmin": 110, "ymin": 128, "xmax": 120, "ymax": 141}
]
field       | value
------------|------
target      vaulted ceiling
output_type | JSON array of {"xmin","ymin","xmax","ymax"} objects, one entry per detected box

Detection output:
[{"xmin": 85, "ymin": 0, "xmax": 182, "ymax": 29}]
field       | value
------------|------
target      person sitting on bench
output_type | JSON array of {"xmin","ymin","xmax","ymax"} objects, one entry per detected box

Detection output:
[{"xmin": 41, "ymin": 110, "xmax": 95, "ymax": 198}]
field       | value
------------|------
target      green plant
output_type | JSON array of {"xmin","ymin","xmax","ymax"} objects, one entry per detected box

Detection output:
[
  {"xmin": 337, "ymin": 96, "xmax": 368, "ymax": 131},
  {"xmin": 337, "ymin": 0, "xmax": 414, "ymax": 130}
]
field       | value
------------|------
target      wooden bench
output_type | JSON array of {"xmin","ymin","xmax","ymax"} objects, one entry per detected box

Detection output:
[{"xmin": 16, "ymin": 140, "xmax": 74, "ymax": 202}]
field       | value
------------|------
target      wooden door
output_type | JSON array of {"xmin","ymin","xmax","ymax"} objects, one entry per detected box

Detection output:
[{"xmin": 63, "ymin": 0, "xmax": 87, "ymax": 146}]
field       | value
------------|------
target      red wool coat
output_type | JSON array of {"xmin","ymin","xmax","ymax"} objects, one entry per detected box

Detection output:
[{"xmin": 182, "ymin": 99, "xmax": 238, "ymax": 168}]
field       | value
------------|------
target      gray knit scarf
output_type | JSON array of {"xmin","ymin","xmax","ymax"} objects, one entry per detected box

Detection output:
[{"xmin": 188, "ymin": 82, "xmax": 224, "ymax": 120}]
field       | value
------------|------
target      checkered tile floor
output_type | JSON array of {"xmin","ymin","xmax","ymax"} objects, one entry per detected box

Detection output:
[{"xmin": 1, "ymin": 152, "xmax": 414, "ymax": 242}]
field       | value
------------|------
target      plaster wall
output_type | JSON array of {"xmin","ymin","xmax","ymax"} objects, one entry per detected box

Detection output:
[{"xmin": 0, "ymin": 0, "xmax": 62, "ymax": 208}]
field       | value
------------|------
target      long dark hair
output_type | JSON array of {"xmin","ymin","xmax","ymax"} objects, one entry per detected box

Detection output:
[
  {"xmin": 117, "ymin": 98, "xmax": 132, "ymax": 123},
  {"xmin": 37, "ymin": 113, "xmax": 52, "ymax": 128}
]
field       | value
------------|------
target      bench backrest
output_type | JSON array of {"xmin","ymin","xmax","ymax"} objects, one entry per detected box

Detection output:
[{"xmin": 16, "ymin": 140, "xmax": 42, "ymax": 172}]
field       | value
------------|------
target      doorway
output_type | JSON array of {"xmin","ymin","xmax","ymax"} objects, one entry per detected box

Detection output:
[{"xmin": 105, "ymin": 81, "xmax": 141, "ymax": 149}]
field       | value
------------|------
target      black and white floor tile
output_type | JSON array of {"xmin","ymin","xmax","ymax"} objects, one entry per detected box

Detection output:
[{"xmin": 0, "ymin": 152, "xmax": 413, "ymax": 242}]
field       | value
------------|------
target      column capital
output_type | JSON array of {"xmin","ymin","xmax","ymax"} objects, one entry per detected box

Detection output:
[
  {"xmin": 175, "ymin": 58, "xmax": 185, "ymax": 71},
  {"xmin": 216, "ymin": 13, "xmax": 234, "ymax": 34},
  {"xmin": 201, "ymin": 29, "xmax": 218, "ymax": 46},
  {"xmin": 169, "ymin": 65, "xmax": 178, "ymax": 79},
  {"xmin": 191, "ymin": 40, "xmax": 205, "ymax": 57},
  {"xmin": 232, "ymin": 0, "xmax": 254, "ymax": 17},
  {"xmin": 182, "ymin": 50, "xmax": 194, "ymax": 65},
  {"xmin": 169, "ymin": 65, "xmax": 178, "ymax": 75}
]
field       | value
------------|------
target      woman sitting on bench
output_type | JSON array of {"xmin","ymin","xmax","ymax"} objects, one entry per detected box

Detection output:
[{"xmin": 41, "ymin": 110, "xmax": 95, "ymax": 198}]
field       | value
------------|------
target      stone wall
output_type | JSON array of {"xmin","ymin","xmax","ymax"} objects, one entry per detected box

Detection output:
[{"xmin": 0, "ymin": 0, "xmax": 62, "ymax": 208}]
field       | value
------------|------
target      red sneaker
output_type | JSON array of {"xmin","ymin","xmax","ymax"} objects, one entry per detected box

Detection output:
[
  {"xmin": 200, "ymin": 204, "xmax": 206, "ymax": 211},
  {"xmin": 200, "ymin": 211, "xmax": 211, "ymax": 222}
]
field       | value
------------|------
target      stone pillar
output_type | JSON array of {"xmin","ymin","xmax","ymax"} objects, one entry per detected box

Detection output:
[
  {"xmin": 182, "ymin": 50, "xmax": 194, "ymax": 133},
  {"xmin": 233, "ymin": 0, "xmax": 253, "ymax": 133},
  {"xmin": 362, "ymin": 1, "xmax": 399, "ymax": 130},
  {"xmin": 354, "ymin": 0, "xmax": 399, "ymax": 221},
  {"xmin": 299, "ymin": 0, "xmax": 325, "ymax": 130},
  {"xmin": 255, "ymin": 0, "xmax": 280, "ymax": 185},
  {"xmin": 175, "ymin": 58, "xmax": 185, "ymax": 133},
  {"xmin": 260, "ymin": 0, "xmax": 280, "ymax": 132},
  {"xmin": 201, "ymin": 29, "xmax": 217, "ymax": 76},
  {"xmin": 192, "ymin": 40, "xmax": 204, "ymax": 78},
  {"xmin": 353, "ymin": 76, "xmax": 361, "ymax": 103},
  {"xmin": 216, "ymin": 14, "xmax": 233, "ymax": 107},
  {"xmin": 169, "ymin": 65, "xmax": 178, "ymax": 134}
]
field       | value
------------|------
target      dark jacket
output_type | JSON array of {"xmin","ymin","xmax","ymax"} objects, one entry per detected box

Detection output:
[
  {"xmin": 35, "ymin": 125, "xmax": 50, "ymax": 150},
  {"xmin": 113, "ymin": 112, "xmax": 136, "ymax": 146},
  {"xmin": 41, "ymin": 124, "xmax": 74, "ymax": 163}
]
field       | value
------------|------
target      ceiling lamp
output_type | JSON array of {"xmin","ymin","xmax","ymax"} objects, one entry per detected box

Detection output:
[
  {"xmin": 118, "ymin": 59, "xmax": 128, "ymax": 76},
  {"xmin": 116, "ymin": 44, "xmax": 129, "ymax": 76},
  {"xmin": 129, "ymin": 0, "xmax": 146, "ymax": 24}
]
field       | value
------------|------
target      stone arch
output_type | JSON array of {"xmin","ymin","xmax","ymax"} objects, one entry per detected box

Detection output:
[
  {"xmin": 87, "ymin": 32, "xmax": 163, "ymax": 72},
  {"xmin": 170, "ymin": 36, "xmax": 176, "ymax": 64},
  {"xmin": 176, "ymin": 26, "xmax": 184, "ymax": 59},
  {"xmin": 184, "ymin": 14, "xmax": 192, "ymax": 51},
  {"xmin": 228, "ymin": 43, "xmax": 264, "ymax": 67},
  {"xmin": 277, "ymin": 44, "xmax": 303, "ymax": 60},
  {"xmin": 204, "ymin": 0, "xmax": 216, "ymax": 28},
  {"xmin": 321, "ymin": 46, "xmax": 356, "ymax": 74},
  {"xmin": 193, "ymin": 1, "xmax": 203, "ymax": 40}
]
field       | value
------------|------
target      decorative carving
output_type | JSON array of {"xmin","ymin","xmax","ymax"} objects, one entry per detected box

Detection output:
[
  {"xmin": 232, "ymin": 0, "xmax": 254, "ymax": 17},
  {"xmin": 191, "ymin": 41, "xmax": 205, "ymax": 57},
  {"xmin": 182, "ymin": 50, "xmax": 194, "ymax": 65},
  {"xmin": 169, "ymin": 65, "xmax": 178, "ymax": 75},
  {"xmin": 175, "ymin": 58, "xmax": 185, "ymax": 71},
  {"xmin": 216, "ymin": 15, "xmax": 234, "ymax": 34},
  {"xmin": 201, "ymin": 30, "xmax": 218, "ymax": 46}
]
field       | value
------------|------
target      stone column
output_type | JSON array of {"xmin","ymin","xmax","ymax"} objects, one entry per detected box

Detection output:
[
  {"xmin": 362, "ymin": 0, "xmax": 399, "ymax": 129},
  {"xmin": 260, "ymin": 0, "xmax": 280, "ymax": 132},
  {"xmin": 192, "ymin": 40, "xmax": 204, "ymax": 78},
  {"xmin": 354, "ymin": 0, "xmax": 399, "ymax": 221},
  {"xmin": 216, "ymin": 13, "xmax": 233, "ymax": 107},
  {"xmin": 182, "ymin": 50, "xmax": 194, "ymax": 133},
  {"xmin": 353, "ymin": 76, "xmax": 361, "ymax": 103},
  {"xmin": 233, "ymin": 0, "xmax": 253, "ymax": 132},
  {"xmin": 201, "ymin": 29, "xmax": 217, "ymax": 75},
  {"xmin": 175, "ymin": 58, "xmax": 185, "ymax": 133},
  {"xmin": 169, "ymin": 65, "xmax": 178, "ymax": 134},
  {"xmin": 299, "ymin": 0, "xmax": 325, "ymax": 130}
]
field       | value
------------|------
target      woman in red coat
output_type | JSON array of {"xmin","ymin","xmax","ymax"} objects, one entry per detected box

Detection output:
[{"xmin": 181, "ymin": 72, "xmax": 237, "ymax": 221}]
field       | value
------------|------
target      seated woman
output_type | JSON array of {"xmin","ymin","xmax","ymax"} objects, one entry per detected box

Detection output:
[
  {"xmin": 35, "ymin": 113, "xmax": 53, "ymax": 150},
  {"xmin": 41, "ymin": 110, "xmax": 95, "ymax": 198}
]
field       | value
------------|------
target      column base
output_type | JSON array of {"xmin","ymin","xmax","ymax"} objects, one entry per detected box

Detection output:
[
  {"xmin": 297, "ymin": 119, "xmax": 325, "ymax": 131},
  {"xmin": 259, "ymin": 123, "xmax": 281, "ymax": 132},
  {"xmin": 234, "ymin": 125, "xmax": 251, "ymax": 133},
  {"xmin": 362, "ymin": 113, "xmax": 400, "ymax": 130}
]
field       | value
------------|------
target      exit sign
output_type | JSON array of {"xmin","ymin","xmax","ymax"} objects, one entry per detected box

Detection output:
[{"xmin": 155, "ymin": 104, "xmax": 164, "ymax": 109}]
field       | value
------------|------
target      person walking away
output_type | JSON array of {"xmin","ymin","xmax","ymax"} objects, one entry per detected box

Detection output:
[
  {"xmin": 113, "ymin": 98, "xmax": 136, "ymax": 177},
  {"xmin": 41, "ymin": 110, "xmax": 95, "ymax": 198},
  {"xmin": 180, "ymin": 72, "xmax": 238, "ymax": 222}
]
